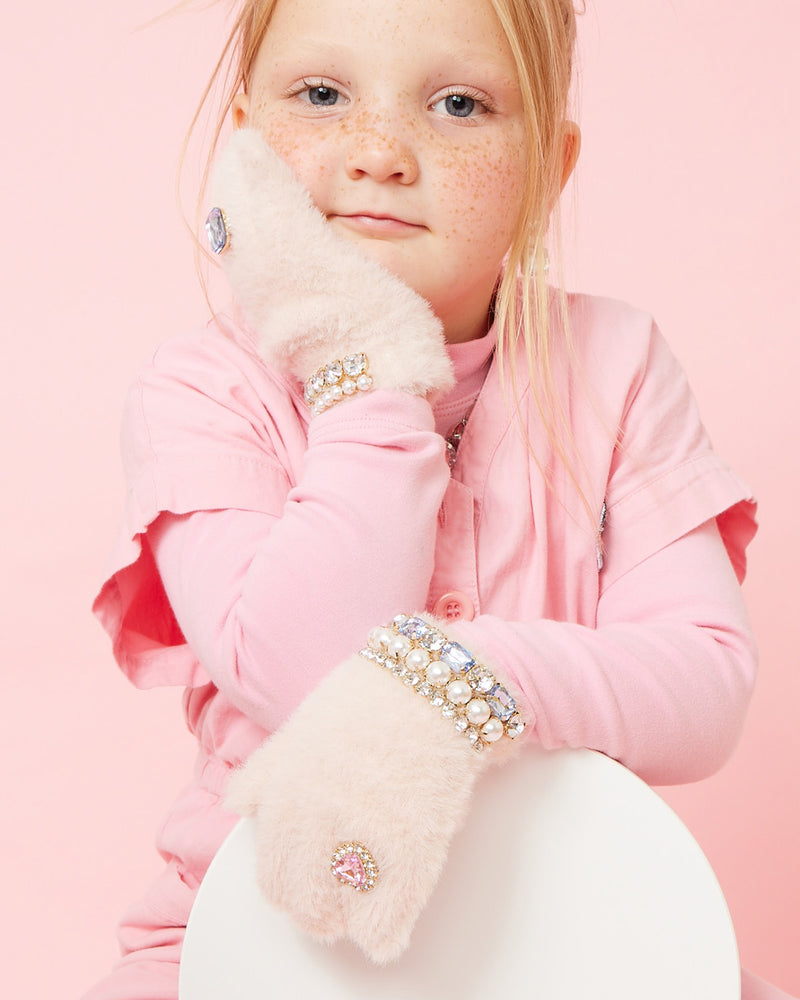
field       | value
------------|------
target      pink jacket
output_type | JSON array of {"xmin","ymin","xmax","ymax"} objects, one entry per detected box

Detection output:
[{"xmin": 93, "ymin": 290, "xmax": 756, "ymax": 893}]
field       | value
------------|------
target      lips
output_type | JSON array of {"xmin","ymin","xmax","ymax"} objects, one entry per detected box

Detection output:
[{"xmin": 330, "ymin": 213, "xmax": 424, "ymax": 236}]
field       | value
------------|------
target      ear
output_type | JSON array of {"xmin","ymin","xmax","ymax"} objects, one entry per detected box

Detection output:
[
  {"xmin": 231, "ymin": 92, "xmax": 250, "ymax": 130},
  {"xmin": 559, "ymin": 120, "xmax": 581, "ymax": 192}
]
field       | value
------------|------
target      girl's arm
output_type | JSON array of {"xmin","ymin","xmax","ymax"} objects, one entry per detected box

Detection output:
[
  {"xmin": 142, "ymin": 384, "xmax": 451, "ymax": 733},
  {"xmin": 445, "ymin": 516, "xmax": 755, "ymax": 786},
  {"xmin": 151, "ymin": 490, "xmax": 753, "ymax": 786},
  {"xmin": 157, "ymin": 505, "xmax": 752, "ymax": 963},
  {"xmin": 97, "ymin": 126, "xmax": 456, "ymax": 714}
]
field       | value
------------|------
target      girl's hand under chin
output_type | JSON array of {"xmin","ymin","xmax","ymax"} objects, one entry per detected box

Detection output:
[{"xmin": 208, "ymin": 128, "xmax": 454, "ymax": 401}]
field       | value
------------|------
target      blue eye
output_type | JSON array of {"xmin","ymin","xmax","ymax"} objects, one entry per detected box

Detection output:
[
  {"xmin": 307, "ymin": 85, "xmax": 339, "ymax": 106},
  {"xmin": 431, "ymin": 91, "xmax": 489, "ymax": 119},
  {"xmin": 444, "ymin": 94, "xmax": 475, "ymax": 117}
]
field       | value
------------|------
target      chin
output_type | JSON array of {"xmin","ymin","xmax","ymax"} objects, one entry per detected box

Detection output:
[{"xmin": 340, "ymin": 232, "xmax": 418, "ymax": 285}]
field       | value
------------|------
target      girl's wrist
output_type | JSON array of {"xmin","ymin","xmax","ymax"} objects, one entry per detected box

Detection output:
[
  {"xmin": 360, "ymin": 613, "xmax": 527, "ymax": 754},
  {"xmin": 299, "ymin": 340, "xmax": 455, "ymax": 415}
]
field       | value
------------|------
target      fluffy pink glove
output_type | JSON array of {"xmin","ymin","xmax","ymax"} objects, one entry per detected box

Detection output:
[
  {"xmin": 207, "ymin": 128, "xmax": 454, "ymax": 398},
  {"xmin": 226, "ymin": 615, "xmax": 525, "ymax": 963}
]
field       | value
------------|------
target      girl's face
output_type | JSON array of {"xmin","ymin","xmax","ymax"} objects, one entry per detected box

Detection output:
[{"xmin": 233, "ymin": 0, "xmax": 528, "ymax": 343}]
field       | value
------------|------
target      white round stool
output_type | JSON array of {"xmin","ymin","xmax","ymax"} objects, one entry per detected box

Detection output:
[{"xmin": 179, "ymin": 747, "xmax": 740, "ymax": 999}]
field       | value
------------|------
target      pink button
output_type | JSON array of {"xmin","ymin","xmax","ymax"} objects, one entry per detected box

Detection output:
[{"xmin": 433, "ymin": 591, "xmax": 475, "ymax": 622}]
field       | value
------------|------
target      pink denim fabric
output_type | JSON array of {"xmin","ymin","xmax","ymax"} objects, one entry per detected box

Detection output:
[{"xmin": 84, "ymin": 291, "xmax": 783, "ymax": 998}]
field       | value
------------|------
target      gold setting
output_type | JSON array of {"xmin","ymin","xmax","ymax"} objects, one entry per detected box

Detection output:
[
  {"xmin": 304, "ymin": 353, "xmax": 374, "ymax": 414},
  {"xmin": 330, "ymin": 842, "xmax": 379, "ymax": 892},
  {"xmin": 360, "ymin": 615, "xmax": 526, "ymax": 752}
]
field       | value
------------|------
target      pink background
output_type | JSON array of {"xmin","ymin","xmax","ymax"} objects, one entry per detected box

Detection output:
[{"xmin": 2, "ymin": 0, "xmax": 797, "ymax": 995}]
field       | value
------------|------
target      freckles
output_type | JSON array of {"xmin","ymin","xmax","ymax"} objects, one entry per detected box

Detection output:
[
  {"xmin": 432, "ymin": 140, "xmax": 518, "ymax": 215},
  {"xmin": 264, "ymin": 130, "xmax": 301, "ymax": 160},
  {"xmin": 430, "ymin": 138, "xmax": 524, "ymax": 261},
  {"xmin": 254, "ymin": 126, "xmax": 331, "ymax": 191},
  {"xmin": 343, "ymin": 101, "xmax": 420, "ymax": 144},
  {"xmin": 247, "ymin": 97, "xmax": 296, "ymax": 156}
]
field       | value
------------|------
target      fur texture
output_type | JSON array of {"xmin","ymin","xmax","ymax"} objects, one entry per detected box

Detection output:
[
  {"xmin": 209, "ymin": 128, "xmax": 454, "ymax": 395},
  {"xmin": 227, "ymin": 650, "xmax": 502, "ymax": 964}
]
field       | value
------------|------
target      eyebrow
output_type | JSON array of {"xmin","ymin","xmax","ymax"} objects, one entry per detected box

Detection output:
[
  {"xmin": 270, "ymin": 39, "xmax": 351, "ymax": 62},
  {"xmin": 270, "ymin": 38, "xmax": 516, "ymax": 82}
]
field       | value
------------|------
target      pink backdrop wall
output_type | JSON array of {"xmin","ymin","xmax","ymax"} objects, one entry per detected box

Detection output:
[{"xmin": 2, "ymin": 0, "xmax": 797, "ymax": 995}]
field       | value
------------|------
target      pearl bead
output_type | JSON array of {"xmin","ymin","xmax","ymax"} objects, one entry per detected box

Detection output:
[
  {"xmin": 481, "ymin": 717, "xmax": 505, "ymax": 742},
  {"xmin": 405, "ymin": 647, "xmax": 430, "ymax": 672},
  {"xmin": 446, "ymin": 680, "xmax": 472, "ymax": 705},
  {"xmin": 425, "ymin": 660, "xmax": 452, "ymax": 687},
  {"xmin": 387, "ymin": 634, "xmax": 412, "ymax": 659},
  {"xmin": 370, "ymin": 626, "xmax": 394, "ymax": 649},
  {"xmin": 465, "ymin": 698, "xmax": 491, "ymax": 726}
]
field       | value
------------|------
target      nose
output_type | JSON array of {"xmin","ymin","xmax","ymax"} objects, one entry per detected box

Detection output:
[{"xmin": 344, "ymin": 115, "xmax": 419, "ymax": 184}]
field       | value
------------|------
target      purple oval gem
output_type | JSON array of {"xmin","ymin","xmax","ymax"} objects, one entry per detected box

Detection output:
[{"xmin": 205, "ymin": 207, "xmax": 229, "ymax": 254}]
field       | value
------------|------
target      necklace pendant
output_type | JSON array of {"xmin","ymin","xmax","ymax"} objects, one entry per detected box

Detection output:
[
  {"xmin": 446, "ymin": 439, "xmax": 458, "ymax": 469},
  {"xmin": 445, "ymin": 415, "xmax": 469, "ymax": 470}
]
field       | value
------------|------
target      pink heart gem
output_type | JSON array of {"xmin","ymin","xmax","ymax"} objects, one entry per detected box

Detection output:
[{"xmin": 333, "ymin": 852, "xmax": 366, "ymax": 887}]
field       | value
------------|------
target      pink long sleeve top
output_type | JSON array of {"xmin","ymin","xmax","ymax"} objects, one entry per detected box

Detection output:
[{"xmin": 93, "ymin": 289, "xmax": 756, "ymax": 889}]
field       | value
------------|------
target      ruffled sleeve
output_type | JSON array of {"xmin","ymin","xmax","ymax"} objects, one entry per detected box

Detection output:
[
  {"xmin": 93, "ymin": 325, "xmax": 300, "ymax": 690},
  {"xmin": 93, "ymin": 320, "xmax": 451, "ymax": 722},
  {"xmin": 437, "ymin": 295, "xmax": 759, "ymax": 785},
  {"xmin": 592, "ymin": 300, "xmax": 756, "ymax": 588}
]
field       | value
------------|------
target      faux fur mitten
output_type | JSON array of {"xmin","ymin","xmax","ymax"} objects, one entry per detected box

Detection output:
[
  {"xmin": 208, "ymin": 128, "xmax": 454, "ymax": 397},
  {"xmin": 227, "ymin": 618, "xmax": 524, "ymax": 963}
]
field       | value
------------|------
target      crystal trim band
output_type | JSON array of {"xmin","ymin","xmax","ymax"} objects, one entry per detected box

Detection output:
[
  {"xmin": 360, "ymin": 615, "xmax": 526, "ymax": 752},
  {"xmin": 304, "ymin": 353, "xmax": 374, "ymax": 414}
]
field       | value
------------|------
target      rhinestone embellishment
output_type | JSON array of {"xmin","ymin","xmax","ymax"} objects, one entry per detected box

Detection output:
[
  {"xmin": 361, "ymin": 615, "xmax": 526, "ymax": 751},
  {"xmin": 304, "ymin": 353, "xmax": 373, "ymax": 414},
  {"xmin": 205, "ymin": 207, "xmax": 229, "ymax": 255},
  {"xmin": 445, "ymin": 415, "xmax": 468, "ymax": 469},
  {"xmin": 331, "ymin": 842, "xmax": 378, "ymax": 891}
]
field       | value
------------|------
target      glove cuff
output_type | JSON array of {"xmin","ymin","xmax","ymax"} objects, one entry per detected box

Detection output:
[{"xmin": 360, "ymin": 613, "xmax": 526, "ymax": 756}]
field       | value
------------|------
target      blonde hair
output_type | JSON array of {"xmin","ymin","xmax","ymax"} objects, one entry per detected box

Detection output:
[
  {"xmin": 486, "ymin": 0, "xmax": 582, "ymax": 494},
  {"xmin": 186, "ymin": 0, "xmax": 594, "ymax": 523}
]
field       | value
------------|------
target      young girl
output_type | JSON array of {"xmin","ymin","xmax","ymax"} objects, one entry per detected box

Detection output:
[{"xmin": 83, "ymin": 0, "xmax": 793, "ymax": 997}]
